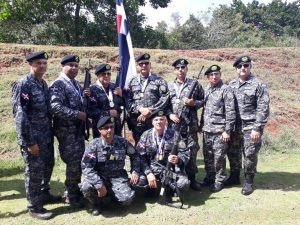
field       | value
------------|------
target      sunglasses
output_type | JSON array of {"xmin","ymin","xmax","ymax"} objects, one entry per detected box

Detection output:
[
  {"xmin": 138, "ymin": 62, "xmax": 149, "ymax": 66},
  {"xmin": 236, "ymin": 63, "xmax": 250, "ymax": 69},
  {"xmin": 101, "ymin": 125, "xmax": 114, "ymax": 130},
  {"xmin": 175, "ymin": 65, "xmax": 186, "ymax": 70}
]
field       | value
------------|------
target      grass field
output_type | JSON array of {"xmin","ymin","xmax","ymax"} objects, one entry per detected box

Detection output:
[{"xmin": 1, "ymin": 149, "xmax": 300, "ymax": 225}]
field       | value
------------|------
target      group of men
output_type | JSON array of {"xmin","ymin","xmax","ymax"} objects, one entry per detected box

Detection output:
[{"xmin": 12, "ymin": 51, "xmax": 269, "ymax": 220}]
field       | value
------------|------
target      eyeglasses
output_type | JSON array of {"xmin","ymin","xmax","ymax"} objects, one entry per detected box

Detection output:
[
  {"xmin": 236, "ymin": 63, "xmax": 250, "ymax": 69},
  {"xmin": 138, "ymin": 62, "xmax": 149, "ymax": 66},
  {"xmin": 175, "ymin": 65, "xmax": 186, "ymax": 70},
  {"xmin": 101, "ymin": 125, "xmax": 115, "ymax": 130}
]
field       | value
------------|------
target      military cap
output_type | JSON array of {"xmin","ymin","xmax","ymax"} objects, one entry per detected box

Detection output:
[
  {"xmin": 61, "ymin": 54, "xmax": 80, "ymax": 65},
  {"xmin": 172, "ymin": 58, "xmax": 189, "ymax": 67},
  {"xmin": 136, "ymin": 53, "xmax": 151, "ymax": 63},
  {"xmin": 233, "ymin": 55, "xmax": 252, "ymax": 67},
  {"xmin": 97, "ymin": 116, "xmax": 115, "ymax": 129},
  {"xmin": 26, "ymin": 51, "xmax": 48, "ymax": 62},
  {"xmin": 205, "ymin": 65, "xmax": 221, "ymax": 75},
  {"xmin": 95, "ymin": 63, "xmax": 111, "ymax": 75},
  {"xmin": 151, "ymin": 110, "xmax": 166, "ymax": 119}
]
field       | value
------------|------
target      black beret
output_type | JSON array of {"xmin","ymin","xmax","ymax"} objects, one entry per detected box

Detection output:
[
  {"xmin": 95, "ymin": 63, "xmax": 111, "ymax": 75},
  {"xmin": 233, "ymin": 55, "xmax": 252, "ymax": 67},
  {"xmin": 205, "ymin": 65, "xmax": 221, "ymax": 75},
  {"xmin": 172, "ymin": 58, "xmax": 189, "ymax": 67},
  {"xmin": 97, "ymin": 116, "xmax": 115, "ymax": 129},
  {"xmin": 151, "ymin": 110, "xmax": 166, "ymax": 119},
  {"xmin": 61, "ymin": 55, "xmax": 80, "ymax": 65},
  {"xmin": 26, "ymin": 51, "xmax": 48, "ymax": 62},
  {"xmin": 136, "ymin": 53, "xmax": 150, "ymax": 63}
]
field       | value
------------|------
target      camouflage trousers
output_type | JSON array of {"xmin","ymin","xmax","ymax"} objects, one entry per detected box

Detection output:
[
  {"xmin": 227, "ymin": 130, "xmax": 262, "ymax": 175},
  {"xmin": 185, "ymin": 132, "xmax": 200, "ymax": 176},
  {"xmin": 131, "ymin": 120, "xmax": 152, "ymax": 144},
  {"xmin": 203, "ymin": 132, "xmax": 227, "ymax": 184},
  {"xmin": 80, "ymin": 174, "xmax": 135, "ymax": 205},
  {"xmin": 21, "ymin": 142, "xmax": 54, "ymax": 209},
  {"xmin": 56, "ymin": 131, "xmax": 85, "ymax": 199}
]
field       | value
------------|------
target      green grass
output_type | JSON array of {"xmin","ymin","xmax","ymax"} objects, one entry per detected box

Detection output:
[{"xmin": 1, "ymin": 150, "xmax": 300, "ymax": 225}]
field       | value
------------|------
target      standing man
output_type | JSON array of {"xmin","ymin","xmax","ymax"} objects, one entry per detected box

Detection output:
[
  {"xmin": 227, "ymin": 56, "xmax": 269, "ymax": 195},
  {"xmin": 136, "ymin": 111, "xmax": 190, "ymax": 202},
  {"xmin": 49, "ymin": 55, "xmax": 86, "ymax": 208},
  {"xmin": 87, "ymin": 63, "xmax": 123, "ymax": 138},
  {"xmin": 12, "ymin": 51, "xmax": 61, "ymax": 220},
  {"xmin": 125, "ymin": 53, "xmax": 169, "ymax": 143},
  {"xmin": 80, "ymin": 116, "xmax": 139, "ymax": 216},
  {"xmin": 200, "ymin": 65, "xmax": 236, "ymax": 192}
]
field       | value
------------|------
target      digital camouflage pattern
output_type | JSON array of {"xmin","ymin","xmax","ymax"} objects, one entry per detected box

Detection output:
[
  {"xmin": 13, "ymin": 73, "xmax": 54, "ymax": 210},
  {"xmin": 49, "ymin": 73, "xmax": 85, "ymax": 200},
  {"xmin": 80, "ymin": 135, "xmax": 139, "ymax": 204},
  {"xmin": 87, "ymin": 82, "xmax": 123, "ymax": 138},
  {"xmin": 202, "ymin": 80, "xmax": 236, "ymax": 184},
  {"xmin": 125, "ymin": 73, "xmax": 169, "ymax": 142}
]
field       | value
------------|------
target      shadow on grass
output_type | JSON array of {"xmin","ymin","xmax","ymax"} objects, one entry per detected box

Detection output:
[
  {"xmin": 0, "ymin": 164, "xmax": 24, "ymax": 178},
  {"xmin": 0, "ymin": 209, "xmax": 28, "ymax": 218}
]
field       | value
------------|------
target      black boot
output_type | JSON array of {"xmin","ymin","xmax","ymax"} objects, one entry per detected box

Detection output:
[
  {"xmin": 85, "ymin": 191, "xmax": 102, "ymax": 216},
  {"xmin": 28, "ymin": 207, "xmax": 53, "ymax": 220},
  {"xmin": 200, "ymin": 174, "xmax": 215, "ymax": 187},
  {"xmin": 210, "ymin": 182, "xmax": 223, "ymax": 193},
  {"xmin": 42, "ymin": 190, "xmax": 62, "ymax": 204},
  {"xmin": 224, "ymin": 171, "xmax": 241, "ymax": 186},
  {"xmin": 189, "ymin": 174, "xmax": 202, "ymax": 191},
  {"xmin": 241, "ymin": 174, "xmax": 254, "ymax": 196}
]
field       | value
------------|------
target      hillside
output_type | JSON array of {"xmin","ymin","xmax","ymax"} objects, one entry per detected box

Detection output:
[{"xmin": 0, "ymin": 43, "xmax": 300, "ymax": 155}]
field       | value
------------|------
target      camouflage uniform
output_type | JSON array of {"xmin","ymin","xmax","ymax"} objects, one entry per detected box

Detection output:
[
  {"xmin": 228, "ymin": 74, "xmax": 269, "ymax": 176},
  {"xmin": 87, "ymin": 82, "xmax": 124, "ymax": 138},
  {"xmin": 13, "ymin": 73, "xmax": 54, "ymax": 210},
  {"xmin": 79, "ymin": 135, "xmax": 139, "ymax": 205},
  {"xmin": 49, "ymin": 73, "xmax": 85, "ymax": 201},
  {"xmin": 167, "ymin": 78, "xmax": 204, "ymax": 177},
  {"xmin": 125, "ymin": 73, "xmax": 169, "ymax": 143},
  {"xmin": 201, "ymin": 80, "xmax": 236, "ymax": 184},
  {"xmin": 136, "ymin": 127, "xmax": 190, "ymax": 190}
]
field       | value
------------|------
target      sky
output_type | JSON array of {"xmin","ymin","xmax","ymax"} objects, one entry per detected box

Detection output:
[{"xmin": 139, "ymin": 0, "xmax": 296, "ymax": 28}]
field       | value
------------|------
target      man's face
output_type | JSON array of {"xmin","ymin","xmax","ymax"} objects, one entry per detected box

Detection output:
[
  {"xmin": 97, "ymin": 71, "xmax": 111, "ymax": 87},
  {"xmin": 29, "ymin": 59, "xmax": 48, "ymax": 76},
  {"xmin": 207, "ymin": 71, "xmax": 221, "ymax": 86},
  {"xmin": 62, "ymin": 62, "xmax": 79, "ymax": 79},
  {"xmin": 236, "ymin": 63, "xmax": 251, "ymax": 78},
  {"xmin": 99, "ymin": 123, "xmax": 115, "ymax": 139},
  {"xmin": 152, "ymin": 116, "xmax": 167, "ymax": 133},
  {"xmin": 137, "ymin": 60, "xmax": 151, "ymax": 76},
  {"xmin": 174, "ymin": 64, "xmax": 188, "ymax": 80}
]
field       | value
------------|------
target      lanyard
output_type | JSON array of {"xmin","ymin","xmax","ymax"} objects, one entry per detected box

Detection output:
[
  {"xmin": 60, "ymin": 73, "xmax": 82, "ymax": 101},
  {"xmin": 174, "ymin": 78, "xmax": 186, "ymax": 98},
  {"xmin": 152, "ymin": 127, "xmax": 167, "ymax": 160},
  {"xmin": 138, "ymin": 73, "xmax": 151, "ymax": 94},
  {"xmin": 96, "ymin": 80, "xmax": 114, "ymax": 107}
]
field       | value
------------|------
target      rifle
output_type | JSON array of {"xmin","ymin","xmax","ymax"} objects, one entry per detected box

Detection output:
[
  {"xmin": 82, "ymin": 59, "xmax": 91, "ymax": 140},
  {"xmin": 173, "ymin": 66, "xmax": 204, "ymax": 131},
  {"xmin": 156, "ymin": 129, "xmax": 184, "ymax": 209}
]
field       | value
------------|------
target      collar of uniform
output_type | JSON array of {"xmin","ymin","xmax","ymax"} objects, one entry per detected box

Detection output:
[
  {"xmin": 60, "ymin": 72, "xmax": 71, "ymax": 82},
  {"xmin": 139, "ymin": 72, "xmax": 152, "ymax": 80}
]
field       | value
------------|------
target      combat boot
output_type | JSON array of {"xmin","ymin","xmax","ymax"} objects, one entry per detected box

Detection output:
[
  {"xmin": 42, "ymin": 190, "xmax": 62, "ymax": 204},
  {"xmin": 189, "ymin": 174, "xmax": 202, "ymax": 191},
  {"xmin": 223, "ymin": 171, "xmax": 241, "ymax": 186},
  {"xmin": 84, "ymin": 191, "xmax": 102, "ymax": 216},
  {"xmin": 210, "ymin": 182, "xmax": 223, "ymax": 193},
  {"xmin": 241, "ymin": 174, "xmax": 254, "ymax": 195},
  {"xmin": 28, "ymin": 207, "xmax": 53, "ymax": 220},
  {"xmin": 200, "ymin": 173, "xmax": 215, "ymax": 187}
]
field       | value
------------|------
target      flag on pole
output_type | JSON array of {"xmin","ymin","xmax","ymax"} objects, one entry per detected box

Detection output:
[{"xmin": 116, "ymin": 0, "xmax": 137, "ymax": 89}]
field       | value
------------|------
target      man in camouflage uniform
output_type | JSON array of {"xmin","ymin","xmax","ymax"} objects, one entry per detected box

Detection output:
[
  {"xmin": 125, "ymin": 53, "xmax": 169, "ymax": 143},
  {"xmin": 136, "ymin": 111, "xmax": 190, "ymax": 202},
  {"xmin": 12, "ymin": 51, "xmax": 61, "ymax": 220},
  {"xmin": 79, "ymin": 116, "xmax": 139, "ymax": 216},
  {"xmin": 49, "ymin": 55, "xmax": 86, "ymax": 207},
  {"xmin": 87, "ymin": 63, "xmax": 124, "ymax": 138},
  {"xmin": 226, "ymin": 56, "xmax": 269, "ymax": 195},
  {"xmin": 167, "ymin": 59, "xmax": 204, "ymax": 191},
  {"xmin": 200, "ymin": 65, "xmax": 236, "ymax": 192}
]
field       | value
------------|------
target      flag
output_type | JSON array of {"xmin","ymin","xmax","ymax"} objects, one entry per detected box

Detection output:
[{"xmin": 116, "ymin": 0, "xmax": 137, "ymax": 89}]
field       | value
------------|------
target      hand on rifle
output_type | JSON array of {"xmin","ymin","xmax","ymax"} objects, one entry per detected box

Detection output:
[
  {"xmin": 137, "ymin": 107, "xmax": 152, "ymax": 122},
  {"xmin": 147, "ymin": 173, "xmax": 157, "ymax": 188},
  {"xmin": 168, "ymin": 154, "xmax": 179, "ymax": 164},
  {"xmin": 169, "ymin": 114, "xmax": 180, "ymax": 124},
  {"xmin": 221, "ymin": 131, "xmax": 230, "ymax": 143},
  {"xmin": 97, "ymin": 185, "xmax": 107, "ymax": 198},
  {"xmin": 27, "ymin": 144, "xmax": 40, "ymax": 155},
  {"xmin": 183, "ymin": 97, "xmax": 195, "ymax": 106},
  {"xmin": 110, "ymin": 109, "xmax": 118, "ymax": 117},
  {"xmin": 83, "ymin": 88, "xmax": 90, "ymax": 97},
  {"xmin": 113, "ymin": 87, "xmax": 122, "ymax": 97},
  {"xmin": 78, "ymin": 111, "xmax": 87, "ymax": 121},
  {"xmin": 251, "ymin": 130, "xmax": 261, "ymax": 143},
  {"xmin": 130, "ymin": 172, "xmax": 139, "ymax": 185}
]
